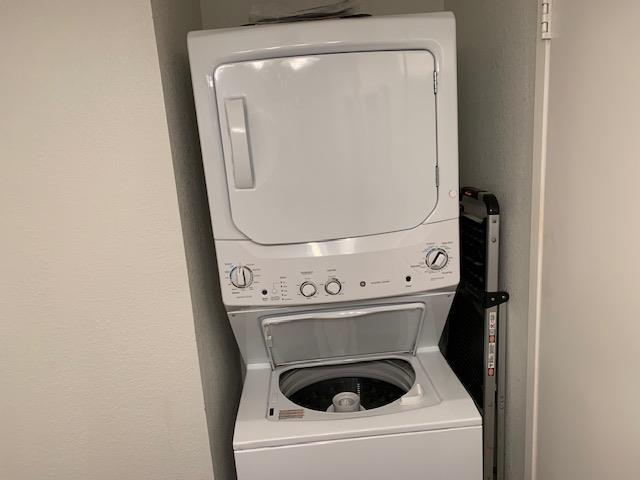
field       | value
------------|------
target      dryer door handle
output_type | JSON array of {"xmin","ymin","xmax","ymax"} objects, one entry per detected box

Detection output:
[{"xmin": 224, "ymin": 97, "xmax": 254, "ymax": 189}]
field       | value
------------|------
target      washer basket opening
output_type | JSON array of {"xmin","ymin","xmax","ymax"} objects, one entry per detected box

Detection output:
[{"xmin": 279, "ymin": 359, "xmax": 416, "ymax": 412}]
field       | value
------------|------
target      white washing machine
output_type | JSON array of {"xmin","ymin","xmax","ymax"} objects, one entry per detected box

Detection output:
[{"xmin": 188, "ymin": 12, "xmax": 482, "ymax": 480}]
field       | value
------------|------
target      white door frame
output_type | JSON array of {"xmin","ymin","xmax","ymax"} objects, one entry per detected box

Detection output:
[{"xmin": 524, "ymin": 1, "xmax": 552, "ymax": 479}]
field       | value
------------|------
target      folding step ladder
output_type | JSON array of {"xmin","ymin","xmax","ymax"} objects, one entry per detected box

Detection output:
[{"xmin": 440, "ymin": 187, "xmax": 509, "ymax": 480}]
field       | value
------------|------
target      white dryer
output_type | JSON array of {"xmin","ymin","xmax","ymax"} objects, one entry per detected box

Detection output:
[{"xmin": 188, "ymin": 12, "xmax": 482, "ymax": 480}]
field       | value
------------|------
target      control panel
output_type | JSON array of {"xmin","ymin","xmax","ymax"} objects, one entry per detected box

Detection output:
[{"xmin": 216, "ymin": 219, "xmax": 459, "ymax": 307}]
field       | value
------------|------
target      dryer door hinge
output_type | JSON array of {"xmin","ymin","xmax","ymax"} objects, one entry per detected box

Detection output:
[
  {"xmin": 433, "ymin": 71, "xmax": 438, "ymax": 94},
  {"xmin": 541, "ymin": 0, "xmax": 553, "ymax": 40},
  {"xmin": 435, "ymin": 165, "xmax": 440, "ymax": 187}
]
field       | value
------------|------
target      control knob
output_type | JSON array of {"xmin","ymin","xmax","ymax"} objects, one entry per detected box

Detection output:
[
  {"xmin": 300, "ymin": 281, "xmax": 317, "ymax": 298},
  {"xmin": 425, "ymin": 248, "xmax": 449, "ymax": 271},
  {"xmin": 229, "ymin": 265, "xmax": 253, "ymax": 288},
  {"xmin": 324, "ymin": 279, "xmax": 342, "ymax": 295}
]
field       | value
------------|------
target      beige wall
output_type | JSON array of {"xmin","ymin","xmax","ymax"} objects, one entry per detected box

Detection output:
[
  {"xmin": 200, "ymin": 0, "xmax": 444, "ymax": 28},
  {"xmin": 0, "ymin": 1, "xmax": 213, "ymax": 479},
  {"xmin": 443, "ymin": 1, "xmax": 538, "ymax": 479},
  {"xmin": 534, "ymin": 1, "xmax": 640, "ymax": 478},
  {"xmin": 150, "ymin": 1, "xmax": 243, "ymax": 480}
]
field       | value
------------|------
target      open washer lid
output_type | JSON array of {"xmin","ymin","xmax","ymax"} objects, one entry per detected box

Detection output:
[
  {"xmin": 261, "ymin": 303, "xmax": 425, "ymax": 368},
  {"xmin": 214, "ymin": 50, "xmax": 438, "ymax": 244}
]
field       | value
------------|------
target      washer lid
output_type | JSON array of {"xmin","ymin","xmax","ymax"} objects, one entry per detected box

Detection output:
[
  {"xmin": 214, "ymin": 50, "xmax": 438, "ymax": 245},
  {"xmin": 261, "ymin": 303, "xmax": 425, "ymax": 368}
]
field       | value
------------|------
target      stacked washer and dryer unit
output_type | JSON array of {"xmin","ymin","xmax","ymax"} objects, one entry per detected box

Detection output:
[{"xmin": 189, "ymin": 13, "xmax": 482, "ymax": 480}]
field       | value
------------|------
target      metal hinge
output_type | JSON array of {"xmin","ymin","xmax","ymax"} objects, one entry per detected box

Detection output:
[
  {"xmin": 435, "ymin": 165, "xmax": 440, "ymax": 187},
  {"xmin": 541, "ymin": 0, "xmax": 553, "ymax": 40},
  {"xmin": 433, "ymin": 70, "xmax": 438, "ymax": 94},
  {"xmin": 484, "ymin": 291, "xmax": 510, "ymax": 309}
]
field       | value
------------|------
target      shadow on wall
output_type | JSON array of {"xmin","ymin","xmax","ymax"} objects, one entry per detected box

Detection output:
[{"xmin": 150, "ymin": 1, "xmax": 243, "ymax": 479}]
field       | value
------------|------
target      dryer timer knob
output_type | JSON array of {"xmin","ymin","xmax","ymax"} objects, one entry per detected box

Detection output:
[
  {"xmin": 230, "ymin": 266, "xmax": 253, "ymax": 288},
  {"xmin": 425, "ymin": 248, "xmax": 449, "ymax": 270}
]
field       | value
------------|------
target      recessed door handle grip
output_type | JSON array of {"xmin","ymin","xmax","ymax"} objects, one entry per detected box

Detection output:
[{"xmin": 224, "ymin": 97, "xmax": 254, "ymax": 189}]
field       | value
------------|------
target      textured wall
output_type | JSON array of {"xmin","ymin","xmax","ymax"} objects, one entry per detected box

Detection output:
[
  {"xmin": 535, "ymin": 1, "xmax": 640, "ymax": 478},
  {"xmin": 150, "ymin": 1, "xmax": 243, "ymax": 480},
  {"xmin": 0, "ymin": 1, "xmax": 213, "ymax": 479},
  {"xmin": 200, "ymin": 0, "xmax": 444, "ymax": 28},
  {"xmin": 443, "ymin": 1, "xmax": 538, "ymax": 479}
]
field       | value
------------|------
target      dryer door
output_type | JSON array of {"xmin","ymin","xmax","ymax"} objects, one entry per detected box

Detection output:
[{"xmin": 214, "ymin": 50, "xmax": 438, "ymax": 245}]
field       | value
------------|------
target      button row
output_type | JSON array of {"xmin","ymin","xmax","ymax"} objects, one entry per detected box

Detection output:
[{"xmin": 229, "ymin": 266, "xmax": 342, "ymax": 298}]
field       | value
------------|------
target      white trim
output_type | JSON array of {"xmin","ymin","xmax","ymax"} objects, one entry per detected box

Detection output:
[{"xmin": 524, "ymin": 2, "xmax": 552, "ymax": 478}]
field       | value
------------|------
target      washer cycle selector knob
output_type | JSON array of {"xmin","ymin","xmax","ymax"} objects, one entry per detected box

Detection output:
[
  {"xmin": 300, "ymin": 281, "xmax": 317, "ymax": 298},
  {"xmin": 425, "ymin": 248, "xmax": 449, "ymax": 270},
  {"xmin": 324, "ymin": 279, "xmax": 342, "ymax": 295},
  {"xmin": 229, "ymin": 266, "xmax": 253, "ymax": 288}
]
